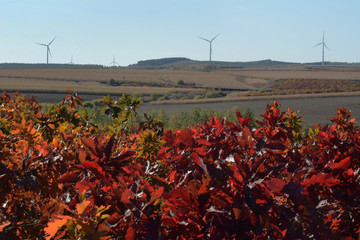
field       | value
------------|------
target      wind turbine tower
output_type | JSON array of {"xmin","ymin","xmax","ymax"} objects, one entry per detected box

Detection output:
[
  {"xmin": 200, "ymin": 34, "xmax": 220, "ymax": 62},
  {"xmin": 37, "ymin": 37, "xmax": 56, "ymax": 64},
  {"xmin": 313, "ymin": 32, "xmax": 329, "ymax": 65},
  {"xmin": 109, "ymin": 56, "xmax": 119, "ymax": 67}
]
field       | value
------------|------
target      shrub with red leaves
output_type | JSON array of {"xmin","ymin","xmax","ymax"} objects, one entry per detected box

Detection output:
[{"xmin": 0, "ymin": 91, "xmax": 359, "ymax": 239}]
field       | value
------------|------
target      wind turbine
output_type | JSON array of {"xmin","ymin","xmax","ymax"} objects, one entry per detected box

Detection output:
[
  {"xmin": 37, "ymin": 37, "xmax": 56, "ymax": 64},
  {"xmin": 313, "ymin": 32, "xmax": 329, "ymax": 65},
  {"xmin": 109, "ymin": 56, "xmax": 119, "ymax": 67},
  {"xmin": 68, "ymin": 55, "xmax": 74, "ymax": 65},
  {"xmin": 199, "ymin": 34, "xmax": 219, "ymax": 62}
]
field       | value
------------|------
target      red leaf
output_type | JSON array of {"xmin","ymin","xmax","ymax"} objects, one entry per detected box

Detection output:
[
  {"xmin": 78, "ymin": 149, "xmax": 86, "ymax": 163},
  {"xmin": 232, "ymin": 166, "xmax": 244, "ymax": 184},
  {"xmin": 264, "ymin": 178, "xmax": 286, "ymax": 193},
  {"xmin": 122, "ymin": 166, "xmax": 132, "ymax": 174},
  {"xmin": 215, "ymin": 122, "xmax": 224, "ymax": 137},
  {"xmin": 330, "ymin": 157, "xmax": 351, "ymax": 170},
  {"xmin": 319, "ymin": 132, "xmax": 329, "ymax": 141},
  {"xmin": 344, "ymin": 168, "xmax": 354, "ymax": 177},
  {"xmin": 10, "ymin": 129, "xmax": 20, "ymax": 135},
  {"xmin": 168, "ymin": 171, "xmax": 176, "ymax": 183},
  {"xmin": 121, "ymin": 189, "xmax": 134, "ymax": 204},
  {"xmin": 176, "ymin": 129, "xmax": 193, "ymax": 148},
  {"xmin": 249, "ymin": 210, "xmax": 257, "ymax": 226},
  {"xmin": 198, "ymin": 174, "xmax": 211, "ymax": 195},
  {"xmin": 151, "ymin": 175, "xmax": 169, "ymax": 184},
  {"xmin": 106, "ymin": 213, "xmax": 121, "ymax": 227},
  {"xmin": 236, "ymin": 111, "xmax": 242, "ymax": 120},
  {"xmin": 233, "ymin": 208, "xmax": 241, "ymax": 220},
  {"xmin": 58, "ymin": 171, "xmax": 79, "ymax": 183},
  {"xmin": 196, "ymin": 139, "xmax": 211, "ymax": 146},
  {"xmin": 112, "ymin": 150, "xmax": 136, "ymax": 163},
  {"xmin": 125, "ymin": 226, "xmax": 136, "ymax": 240},
  {"xmin": 161, "ymin": 216, "xmax": 178, "ymax": 227},
  {"xmin": 191, "ymin": 152, "xmax": 203, "ymax": 167},
  {"xmin": 238, "ymin": 127, "xmax": 251, "ymax": 147},
  {"xmin": 104, "ymin": 135, "xmax": 115, "ymax": 159},
  {"xmin": 76, "ymin": 179, "xmax": 97, "ymax": 193},
  {"xmin": 82, "ymin": 161, "xmax": 106, "ymax": 179},
  {"xmin": 81, "ymin": 138, "xmax": 100, "ymax": 157},
  {"xmin": 150, "ymin": 186, "xmax": 164, "ymax": 204},
  {"xmin": 256, "ymin": 199, "xmax": 267, "ymax": 206},
  {"xmin": 303, "ymin": 173, "xmax": 340, "ymax": 187}
]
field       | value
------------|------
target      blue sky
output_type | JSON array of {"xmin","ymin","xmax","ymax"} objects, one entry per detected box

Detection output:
[{"xmin": 1, "ymin": 0, "xmax": 359, "ymax": 66}]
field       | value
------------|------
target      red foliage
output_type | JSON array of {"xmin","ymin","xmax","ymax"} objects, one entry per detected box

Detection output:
[{"xmin": 1, "ymin": 91, "xmax": 360, "ymax": 239}]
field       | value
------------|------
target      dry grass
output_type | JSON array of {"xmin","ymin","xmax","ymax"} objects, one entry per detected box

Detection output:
[
  {"xmin": 0, "ymin": 76, "xmax": 192, "ymax": 95},
  {"xmin": 1, "ymin": 68, "xmax": 359, "ymax": 97},
  {"xmin": 0, "ymin": 69, "xmax": 200, "ymax": 94},
  {"xmin": 225, "ymin": 69, "xmax": 360, "ymax": 81},
  {"xmin": 0, "ymin": 69, "xmax": 258, "ymax": 91}
]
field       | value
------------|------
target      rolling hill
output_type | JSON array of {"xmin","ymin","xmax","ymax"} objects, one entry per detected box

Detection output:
[
  {"xmin": 0, "ymin": 58, "xmax": 359, "ymax": 70},
  {"xmin": 128, "ymin": 57, "xmax": 298, "ymax": 70}
]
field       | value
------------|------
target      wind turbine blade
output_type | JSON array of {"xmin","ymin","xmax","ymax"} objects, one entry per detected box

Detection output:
[
  {"xmin": 313, "ymin": 42, "xmax": 322, "ymax": 47},
  {"xmin": 37, "ymin": 43, "xmax": 47, "ymax": 46},
  {"xmin": 48, "ymin": 48, "xmax": 52, "ymax": 58},
  {"xmin": 48, "ymin": 37, "xmax": 56, "ymax": 45},
  {"xmin": 324, "ymin": 43, "xmax": 329, "ymax": 50},
  {"xmin": 211, "ymin": 33, "xmax": 220, "ymax": 42},
  {"xmin": 199, "ymin": 37, "xmax": 210, "ymax": 42},
  {"xmin": 322, "ymin": 31, "xmax": 325, "ymax": 42}
]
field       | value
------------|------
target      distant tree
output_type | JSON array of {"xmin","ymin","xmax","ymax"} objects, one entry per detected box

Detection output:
[
  {"xmin": 109, "ymin": 78, "xmax": 116, "ymax": 86},
  {"xmin": 177, "ymin": 79, "xmax": 185, "ymax": 86}
]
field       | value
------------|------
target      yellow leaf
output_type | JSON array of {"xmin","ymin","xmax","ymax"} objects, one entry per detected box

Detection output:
[
  {"xmin": 95, "ymin": 205, "xmax": 111, "ymax": 217},
  {"xmin": 59, "ymin": 125, "xmax": 68, "ymax": 132},
  {"xmin": 101, "ymin": 214, "xmax": 111, "ymax": 220},
  {"xmin": 79, "ymin": 190, "xmax": 87, "ymax": 202},
  {"xmin": 51, "ymin": 138, "xmax": 60, "ymax": 148}
]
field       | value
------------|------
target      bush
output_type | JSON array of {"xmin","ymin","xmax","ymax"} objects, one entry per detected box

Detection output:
[
  {"xmin": 205, "ymin": 90, "xmax": 225, "ymax": 98},
  {"xmin": 177, "ymin": 79, "xmax": 185, "ymax": 86},
  {"xmin": 1, "ymin": 91, "xmax": 360, "ymax": 239},
  {"xmin": 108, "ymin": 78, "xmax": 117, "ymax": 86},
  {"xmin": 83, "ymin": 101, "xmax": 94, "ymax": 108}
]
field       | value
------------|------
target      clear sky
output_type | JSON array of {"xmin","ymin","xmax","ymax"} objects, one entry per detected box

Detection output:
[{"xmin": 1, "ymin": 0, "xmax": 359, "ymax": 66}]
